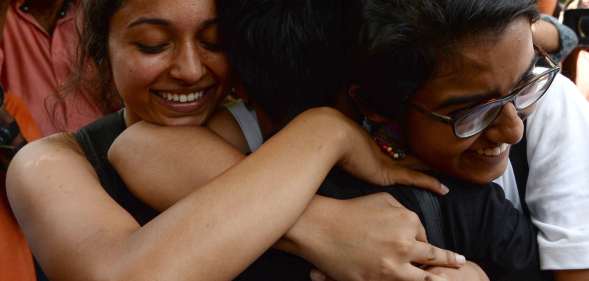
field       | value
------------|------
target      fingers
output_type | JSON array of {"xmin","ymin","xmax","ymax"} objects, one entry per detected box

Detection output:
[
  {"xmin": 386, "ymin": 168, "xmax": 449, "ymax": 195},
  {"xmin": 309, "ymin": 269, "xmax": 335, "ymax": 281},
  {"xmin": 397, "ymin": 264, "xmax": 449, "ymax": 281},
  {"xmin": 415, "ymin": 220, "xmax": 428, "ymax": 243},
  {"xmin": 411, "ymin": 241, "xmax": 466, "ymax": 268},
  {"xmin": 309, "ymin": 269, "xmax": 326, "ymax": 281}
]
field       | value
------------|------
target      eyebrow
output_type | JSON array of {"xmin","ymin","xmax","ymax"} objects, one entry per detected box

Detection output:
[
  {"xmin": 128, "ymin": 17, "xmax": 218, "ymax": 30},
  {"xmin": 128, "ymin": 17, "xmax": 170, "ymax": 29},
  {"xmin": 434, "ymin": 55, "xmax": 537, "ymax": 110},
  {"xmin": 199, "ymin": 18, "xmax": 218, "ymax": 30}
]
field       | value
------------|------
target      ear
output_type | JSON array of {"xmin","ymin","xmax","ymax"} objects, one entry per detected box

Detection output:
[{"xmin": 347, "ymin": 84, "xmax": 393, "ymax": 124}]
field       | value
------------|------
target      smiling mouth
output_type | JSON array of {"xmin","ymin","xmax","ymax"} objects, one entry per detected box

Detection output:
[
  {"xmin": 152, "ymin": 88, "xmax": 212, "ymax": 104},
  {"xmin": 476, "ymin": 143, "xmax": 509, "ymax": 157}
]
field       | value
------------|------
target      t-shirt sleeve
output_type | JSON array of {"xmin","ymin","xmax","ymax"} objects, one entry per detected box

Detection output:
[
  {"xmin": 526, "ymin": 74, "xmax": 589, "ymax": 269},
  {"xmin": 439, "ymin": 180, "xmax": 547, "ymax": 280}
]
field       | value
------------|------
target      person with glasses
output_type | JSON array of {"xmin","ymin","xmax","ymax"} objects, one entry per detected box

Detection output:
[
  {"xmin": 353, "ymin": 0, "xmax": 589, "ymax": 280},
  {"xmin": 106, "ymin": 0, "xmax": 565, "ymax": 279}
]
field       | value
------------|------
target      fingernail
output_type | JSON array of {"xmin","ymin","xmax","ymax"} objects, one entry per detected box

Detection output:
[
  {"xmin": 456, "ymin": 254, "xmax": 466, "ymax": 265},
  {"xmin": 440, "ymin": 184, "xmax": 449, "ymax": 195},
  {"xmin": 310, "ymin": 270, "xmax": 326, "ymax": 281}
]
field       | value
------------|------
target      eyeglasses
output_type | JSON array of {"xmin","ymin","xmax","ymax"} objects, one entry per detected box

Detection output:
[{"xmin": 410, "ymin": 47, "xmax": 560, "ymax": 139}]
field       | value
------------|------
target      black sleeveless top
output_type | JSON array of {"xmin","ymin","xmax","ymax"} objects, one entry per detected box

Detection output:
[
  {"xmin": 74, "ymin": 112, "xmax": 549, "ymax": 281},
  {"xmin": 74, "ymin": 111, "xmax": 158, "ymax": 225}
]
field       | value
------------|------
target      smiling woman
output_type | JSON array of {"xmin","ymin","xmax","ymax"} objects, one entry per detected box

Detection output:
[{"xmin": 107, "ymin": 0, "xmax": 229, "ymax": 126}]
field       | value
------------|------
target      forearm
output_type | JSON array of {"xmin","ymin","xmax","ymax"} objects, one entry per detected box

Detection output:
[
  {"xmin": 532, "ymin": 18, "xmax": 560, "ymax": 54},
  {"xmin": 532, "ymin": 15, "xmax": 579, "ymax": 62},
  {"xmin": 273, "ymin": 195, "xmax": 338, "ymax": 257},
  {"xmin": 555, "ymin": 269, "xmax": 589, "ymax": 281},
  {"xmin": 109, "ymin": 122, "xmax": 246, "ymax": 210},
  {"xmin": 111, "ymin": 120, "xmax": 330, "ymax": 257},
  {"xmin": 116, "ymin": 108, "xmax": 350, "ymax": 280}
]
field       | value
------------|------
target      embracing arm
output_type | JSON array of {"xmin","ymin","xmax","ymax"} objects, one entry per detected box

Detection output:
[
  {"xmin": 532, "ymin": 15, "xmax": 578, "ymax": 63},
  {"xmin": 555, "ymin": 270, "xmax": 589, "ymax": 281},
  {"xmin": 9, "ymin": 107, "xmax": 411, "ymax": 281},
  {"xmin": 109, "ymin": 109, "xmax": 462, "ymax": 281}
]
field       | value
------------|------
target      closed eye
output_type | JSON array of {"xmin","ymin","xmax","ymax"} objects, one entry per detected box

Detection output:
[{"xmin": 135, "ymin": 42, "xmax": 169, "ymax": 54}]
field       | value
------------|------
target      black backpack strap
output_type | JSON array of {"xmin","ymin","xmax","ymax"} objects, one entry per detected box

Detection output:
[
  {"xmin": 509, "ymin": 121, "xmax": 530, "ymax": 217},
  {"xmin": 411, "ymin": 189, "xmax": 446, "ymax": 249}
]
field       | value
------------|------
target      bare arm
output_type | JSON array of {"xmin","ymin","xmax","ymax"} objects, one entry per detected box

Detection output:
[
  {"xmin": 109, "ymin": 110, "xmax": 463, "ymax": 281},
  {"xmin": 532, "ymin": 18, "xmax": 560, "ymax": 54},
  {"xmin": 10, "ymin": 107, "xmax": 417, "ymax": 281},
  {"xmin": 555, "ymin": 270, "xmax": 589, "ymax": 281}
]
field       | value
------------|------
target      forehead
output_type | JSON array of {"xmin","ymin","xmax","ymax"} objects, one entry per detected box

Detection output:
[
  {"xmin": 415, "ymin": 17, "xmax": 534, "ymax": 106},
  {"xmin": 112, "ymin": 0, "xmax": 216, "ymax": 29}
]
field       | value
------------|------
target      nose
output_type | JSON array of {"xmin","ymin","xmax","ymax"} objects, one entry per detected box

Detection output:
[
  {"xmin": 483, "ymin": 102, "xmax": 524, "ymax": 145},
  {"xmin": 169, "ymin": 42, "xmax": 206, "ymax": 84}
]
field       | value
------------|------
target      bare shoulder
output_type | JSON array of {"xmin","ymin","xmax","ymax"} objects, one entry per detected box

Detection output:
[
  {"xmin": 8, "ymin": 132, "xmax": 87, "ymax": 177},
  {"xmin": 6, "ymin": 132, "xmax": 98, "ymax": 210},
  {"xmin": 207, "ymin": 107, "xmax": 250, "ymax": 153}
]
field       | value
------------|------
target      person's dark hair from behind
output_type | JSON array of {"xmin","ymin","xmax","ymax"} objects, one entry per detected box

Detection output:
[
  {"xmin": 355, "ymin": 0, "xmax": 539, "ymax": 120},
  {"xmin": 68, "ymin": 0, "xmax": 124, "ymax": 115},
  {"xmin": 216, "ymin": 0, "xmax": 363, "ymax": 128}
]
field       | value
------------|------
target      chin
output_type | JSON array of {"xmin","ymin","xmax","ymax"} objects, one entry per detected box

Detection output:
[{"xmin": 457, "ymin": 164, "xmax": 508, "ymax": 185}]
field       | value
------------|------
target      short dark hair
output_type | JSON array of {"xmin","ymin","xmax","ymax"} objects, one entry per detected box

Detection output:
[
  {"xmin": 355, "ymin": 0, "xmax": 539, "ymax": 119},
  {"xmin": 217, "ymin": 0, "xmax": 362, "ymax": 126}
]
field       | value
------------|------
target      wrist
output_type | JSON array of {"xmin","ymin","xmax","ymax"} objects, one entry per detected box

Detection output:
[
  {"xmin": 298, "ymin": 107, "xmax": 357, "ymax": 162},
  {"xmin": 279, "ymin": 195, "xmax": 341, "ymax": 260}
]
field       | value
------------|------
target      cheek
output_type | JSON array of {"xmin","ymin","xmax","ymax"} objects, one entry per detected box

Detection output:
[
  {"xmin": 109, "ymin": 46, "xmax": 169, "ymax": 100},
  {"xmin": 201, "ymin": 51, "xmax": 230, "ymax": 82},
  {"xmin": 405, "ymin": 112, "xmax": 473, "ymax": 172}
]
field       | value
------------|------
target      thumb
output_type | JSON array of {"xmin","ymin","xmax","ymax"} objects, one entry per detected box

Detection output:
[{"xmin": 309, "ymin": 269, "xmax": 327, "ymax": 281}]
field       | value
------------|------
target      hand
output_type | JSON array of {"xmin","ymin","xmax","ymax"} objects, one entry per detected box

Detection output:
[
  {"xmin": 426, "ymin": 262, "xmax": 489, "ymax": 281},
  {"xmin": 313, "ymin": 107, "xmax": 447, "ymax": 195},
  {"xmin": 289, "ymin": 193, "xmax": 465, "ymax": 281}
]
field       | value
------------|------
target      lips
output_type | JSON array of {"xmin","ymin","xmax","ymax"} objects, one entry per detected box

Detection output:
[
  {"xmin": 150, "ymin": 86, "xmax": 217, "ymax": 114},
  {"xmin": 475, "ymin": 143, "xmax": 509, "ymax": 157},
  {"xmin": 153, "ymin": 88, "xmax": 209, "ymax": 103}
]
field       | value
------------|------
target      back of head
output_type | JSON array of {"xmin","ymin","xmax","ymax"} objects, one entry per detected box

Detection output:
[
  {"xmin": 355, "ymin": 0, "xmax": 538, "ymax": 119},
  {"xmin": 217, "ymin": 0, "xmax": 363, "ymax": 126}
]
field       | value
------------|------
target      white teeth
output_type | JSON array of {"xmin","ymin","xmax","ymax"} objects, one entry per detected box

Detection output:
[
  {"xmin": 158, "ymin": 91, "xmax": 204, "ymax": 103},
  {"xmin": 476, "ymin": 143, "xmax": 509, "ymax": 157}
]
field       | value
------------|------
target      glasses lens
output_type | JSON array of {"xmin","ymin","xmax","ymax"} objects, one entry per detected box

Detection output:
[
  {"xmin": 454, "ymin": 103, "xmax": 503, "ymax": 138},
  {"xmin": 514, "ymin": 70, "xmax": 553, "ymax": 109}
]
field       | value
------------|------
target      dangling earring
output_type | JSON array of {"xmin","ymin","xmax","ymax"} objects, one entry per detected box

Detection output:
[{"xmin": 365, "ymin": 118, "xmax": 407, "ymax": 161}]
